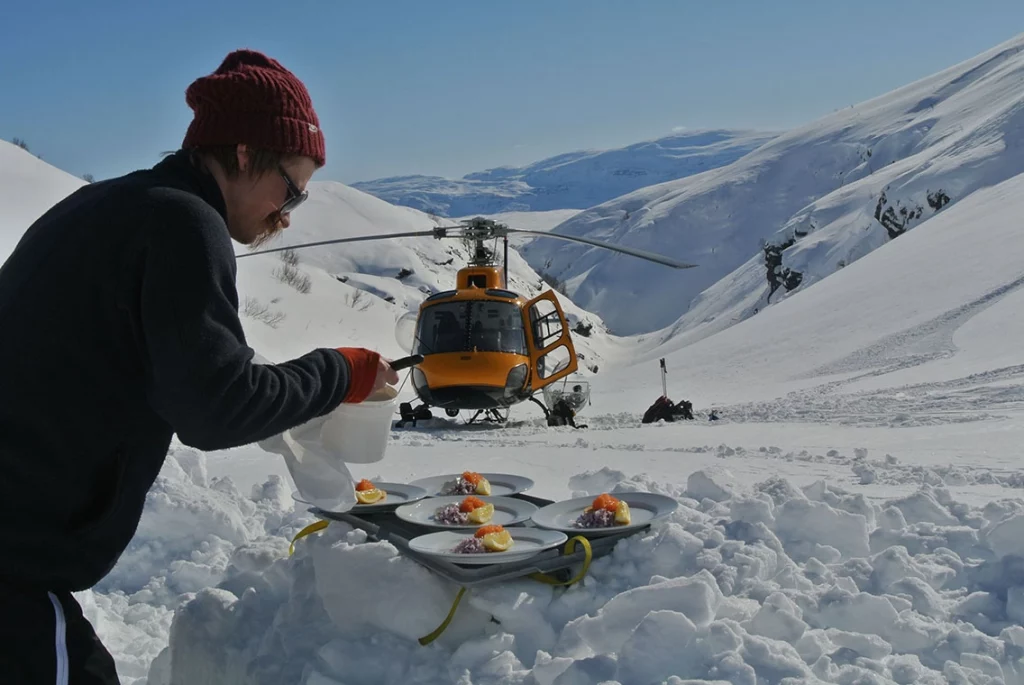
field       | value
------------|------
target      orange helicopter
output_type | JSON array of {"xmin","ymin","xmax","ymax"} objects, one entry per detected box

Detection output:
[{"xmin": 238, "ymin": 217, "xmax": 696, "ymax": 423}]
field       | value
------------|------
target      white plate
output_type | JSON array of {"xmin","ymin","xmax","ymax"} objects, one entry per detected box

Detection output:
[
  {"xmin": 395, "ymin": 495, "xmax": 538, "ymax": 529},
  {"xmin": 409, "ymin": 528, "xmax": 568, "ymax": 565},
  {"xmin": 291, "ymin": 482, "xmax": 428, "ymax": 512},
  {"xmin": 408, "ymin": 473, "xmax": 535, "ymax": 497},
  {"xmin": 530, "ymin": 492, "xmax": 680, "ymax": 536}
]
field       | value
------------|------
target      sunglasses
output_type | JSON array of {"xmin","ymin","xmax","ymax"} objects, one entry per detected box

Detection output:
[{"xmin": 278, "ymin": 165, "xmax": 308, "ymax": 215}]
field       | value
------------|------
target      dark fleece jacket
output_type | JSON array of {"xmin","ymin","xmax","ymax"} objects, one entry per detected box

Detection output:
[{"xmin": 0, "ymin": 151, "xmax": 352, "ymax": 591}]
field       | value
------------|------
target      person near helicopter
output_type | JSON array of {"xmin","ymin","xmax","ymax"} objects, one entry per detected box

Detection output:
[{"xmin": 548, "ymin": 384, "xmax": 588, "ymax": 428}]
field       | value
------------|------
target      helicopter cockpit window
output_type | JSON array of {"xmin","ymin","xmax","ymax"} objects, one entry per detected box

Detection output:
[{"xmin": 415, "ymin": 301, "xmax": 528, "ymax": 356}]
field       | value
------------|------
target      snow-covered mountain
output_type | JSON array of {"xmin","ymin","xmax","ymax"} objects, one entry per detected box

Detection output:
[
  {"xmin": 0, "ymin": 141, "xmax": 87, "ymax": 259},
  {"xmin": 351, "ymin": 129, "xmax": 778, "ymax": 217},
  {"xmin": 520, "ymin": 33, "xmax": 1024, "ymax": 336}
]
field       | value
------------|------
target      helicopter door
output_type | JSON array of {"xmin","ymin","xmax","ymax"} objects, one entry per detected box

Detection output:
[{"xmin": 523, "ymin": 292, "xmax": 578, "ymax": 390}]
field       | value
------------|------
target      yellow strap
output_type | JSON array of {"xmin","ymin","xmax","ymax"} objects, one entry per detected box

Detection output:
[
  {"xmin": 529, "ymin": 535, "xmax": 593, "ymax": 586},
  {"xmin": 417, "ymin": 535, "xmax": 593, "ymax": 646},
  {"xmin": 418, "ymin": 586, "xmax": 468, "ymax": 646},
  {"xmin": 289, "ymin": 520, "xmax": 330, "ymax": 556}
]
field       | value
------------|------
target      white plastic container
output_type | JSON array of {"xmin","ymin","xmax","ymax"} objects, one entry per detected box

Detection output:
[
  {"xmin": 258, "ymin": 385, "xmax": 398, "ymax": 512},
  {"xmin": 319, "ymin": 385, "xmax": 398, "ymax": 464}
]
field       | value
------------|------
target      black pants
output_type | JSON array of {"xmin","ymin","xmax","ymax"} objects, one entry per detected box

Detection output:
[{"xmin": 0, "ymin": 585, "xmax": 119, "ymax": 684}]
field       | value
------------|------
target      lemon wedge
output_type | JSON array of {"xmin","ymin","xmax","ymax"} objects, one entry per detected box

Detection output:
[
  {"xmin": 474, "ymin": 477, "xmax": 492, "ymax": 496},
  {"xmin": 356, "ymin": 488, "xmax": 386, "ymax": 504},
  {"xmin": 481, "ymin": 529, "xmax": 513, "ymax": 552},
  {"xmin": 614, "ymin": 500, "xmax": 631, "ymax": 525},
  {"xmin": 467, "ymin": 502, "xmax": 494, "ymax": 524}
]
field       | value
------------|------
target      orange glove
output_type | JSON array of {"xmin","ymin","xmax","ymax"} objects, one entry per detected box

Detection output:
[{"xmin": 336, "ymin": 348, "xmax": 381, "ymax": 403}]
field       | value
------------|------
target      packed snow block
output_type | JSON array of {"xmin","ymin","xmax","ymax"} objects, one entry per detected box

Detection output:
[
  {"xmin": 803, "ymin": 481, "xmax": 878, "ymax": 529},
  {"xmin": 879, "ymin": 505, "xmax": 909, "ymax": 531},
  {"xmin": 823, "ymin": 626, "xmax": 888, "ymax": 659},
  {"xmin": 870, "ymin": 521, "xmax": 981, "ymax": 558},
  {"xmin": 964, "ymin": 554, "xmax": 1024, "ymax": 600},
  {"xmin": 165, "ymin": 588, "xmax": 244, "ymax": 685},
  {"xmin": 466, "ymin": 582, "xmax": 557, "ymax": 664},
  {"xmin": 952, "ymin": 592, "xmax": 1008, "ymax": 635},
  {"xmin": 249, "ymin": 474, "xmax": 292, "ymax": 511},
  {"xmin": 959, "ymin": 652, "xmax": 1004, "ymax": 681},
  {"xmin": 852, "ymin": 463, "xmax": 876, "ymax": 484},
  {"xmin": 755, "ymin": 477, "xmax": 807, "ymax": 506},
  {"xmin": 555, "ymin": 570, "xmax": 723, "ymax": 658},
  {"xmin": 1006, "ymin": 586, "xmax": 1024, "ymax": 625},
  {"xmin": 636, "ymin": 524, "xmax": 706, "ymax": 579},
  {"xmin": 888, "ymin": 577, "xmax": 946, "ymax": 619},
  {"xmin": 885, "ymin": 490, "xmax": 960, "ymax": 526},
  {"xmin": 984, "ymin": 513, "xmax": 1024, "ymax": 559},
  {"xmin": 171, "ymin": 447, "xmax": 209, "ymax": 488},
  {"xmin": 809, "ymin": 586, "xmax": 941, "ymax": 655},
  {"xmin": 615, "ymin": 610, "xmax": 698, "ymax": 683},
  {"xmin": 738, "ymin": 629, "xmax": 818, "ymax": 682},
  {"xmin": 567, "ymin": 467, "xmax": 631, "ymax": 498},
  {"xmin": 109, "ymin": 454, "xmax": 259, "ymax": 596},
  {"xmin": 794, "ymin": 629, "xmax": 831, "ymax": 665},
  {"xmin": 729, "ymin": 494, "xmax": 776, "ymax": 526},
  {"xmin": 773, "ymin": 498, "xmax": 870, "ymax": 560},
  {"xmin": 311, "ymin": 531, "xmax": 491, "ymax": 648},
  {"xmin": 449, "ymin": 632, "xmax": 526, "ymax": 677},
  {"xmin": 551, "ymin": 654, "xmax": 618, "ymax": 685},
  {"xmin": 745, "ymin": 591, "xmax": 808, "ymax": 643},
  {"xmin": 686, "ymin": 467, "xmax": 738, "ymax": 502},
  {"xmin": 868, "ymin": 545, "xmax": 957, "ymax": 594}
]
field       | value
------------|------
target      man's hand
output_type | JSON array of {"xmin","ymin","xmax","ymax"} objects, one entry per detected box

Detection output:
[
  {"xmin": 335, "ymin": 347, "xmax": 399, "ymax": 403},
  {"xmin": 373, "ymin": 357, "xmax": 401, "ymax": 396}
]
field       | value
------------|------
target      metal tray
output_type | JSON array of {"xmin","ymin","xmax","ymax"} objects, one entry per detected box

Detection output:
[{"xmin": 309, "ymin": 493, "xmax": 642, "ymax": 588}]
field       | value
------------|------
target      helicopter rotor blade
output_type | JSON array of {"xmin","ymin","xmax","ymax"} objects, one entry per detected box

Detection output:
[
  {"xmin": 234, "ymin": 229, "xmax": 443, "ymax": 258},
  {"xmin": 503, "ymin": 228, "xmax": 697, "ymax": 269}
]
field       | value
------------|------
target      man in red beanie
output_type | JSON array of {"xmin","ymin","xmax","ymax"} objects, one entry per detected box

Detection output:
[{"xmin": 0, "ymin": 49, "xmax": 397, "ymax": 683}]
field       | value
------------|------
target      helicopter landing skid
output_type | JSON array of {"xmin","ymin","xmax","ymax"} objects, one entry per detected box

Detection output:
[{"xmin": 466, "ymin": 408, "xmax": 510, "ymax": 424}]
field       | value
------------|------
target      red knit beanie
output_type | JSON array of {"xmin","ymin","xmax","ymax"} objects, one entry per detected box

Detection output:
[{"xmin": 182, "ymin": 49, "xmax": 325, "ymax": 166}]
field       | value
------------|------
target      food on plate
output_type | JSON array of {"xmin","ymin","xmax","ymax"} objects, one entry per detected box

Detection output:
[
  {"xmin": 354, "ymin": 479, "xmax": 386, "ymax": 505},
  {"xmin": 452, "ymin": 524, "xmax": 513, "ymax": 553},
  {"xmin": 573, "ymin": 493, "xmax": 631, "ymax": 528},
  {"xmin": 434, "ymin": 495, "xmax": 494, "ymax": 525},
  {"xmin": 441, "ymin": 471, "xmax": 492, "ymax": 496}
]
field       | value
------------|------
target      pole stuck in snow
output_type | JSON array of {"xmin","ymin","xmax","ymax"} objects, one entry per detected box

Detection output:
[{"xmin": 660, "ymin": 358, "xmax": 667, "ymax": 398}]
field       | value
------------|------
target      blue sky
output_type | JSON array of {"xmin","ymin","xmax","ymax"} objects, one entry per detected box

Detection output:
[{"xmin": 3, "ymin": 1, "xmax": 1023, "ymax": 184}]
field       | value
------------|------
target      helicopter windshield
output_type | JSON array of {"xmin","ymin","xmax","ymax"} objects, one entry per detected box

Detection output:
[{"xmin": 416, "ymin": 301, "xmax": 528, "ymax": 355}]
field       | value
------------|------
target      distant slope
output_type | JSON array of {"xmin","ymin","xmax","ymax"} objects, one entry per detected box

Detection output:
[
  {"xmin": 600, "ymin": 171, "xmax": 1024, "ymax": 415},
  {"xmin": 351, "ymin": 129, "xmax": 778, "ymax": 217},
  {"xmin": 520, "ymin": 33, "xmax": 1024, "ymax": 336},
  {"xmin": 0, "ymin": 141, "xmax": 86, "ymax": 261}
]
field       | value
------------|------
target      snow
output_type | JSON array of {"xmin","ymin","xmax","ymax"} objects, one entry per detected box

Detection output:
[
  {"xmin": 0, "ymin": 141, "xmax": 86, "ymax": 260},
  {"xmin": 5, "ymin": 32, "xmax": 1024, "ymax": 685},
  {"xmin": 351, "ymin": 129, "xmax": 777, "ymax": 217},
  {"xmin": 519, "ymin": 32, "xmax": 1024, "ymax": 336}
]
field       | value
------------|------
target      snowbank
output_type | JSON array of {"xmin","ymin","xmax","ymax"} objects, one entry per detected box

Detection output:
[{"xmin": 111, "ymin": 452, "xmax": 1024, "ymax": 684}]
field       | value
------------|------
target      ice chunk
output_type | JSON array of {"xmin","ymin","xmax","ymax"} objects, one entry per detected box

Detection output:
[
  {"xmin": 616, "ymin": 610, "xmax": 698, "ymax": 684},
  {"xmin": 686, "ymin": 467, "xmax": 738, "ymax": 502},
  {"xmin": 774, "ymin": 498, "xmax": 870, "ymax": 559}
]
